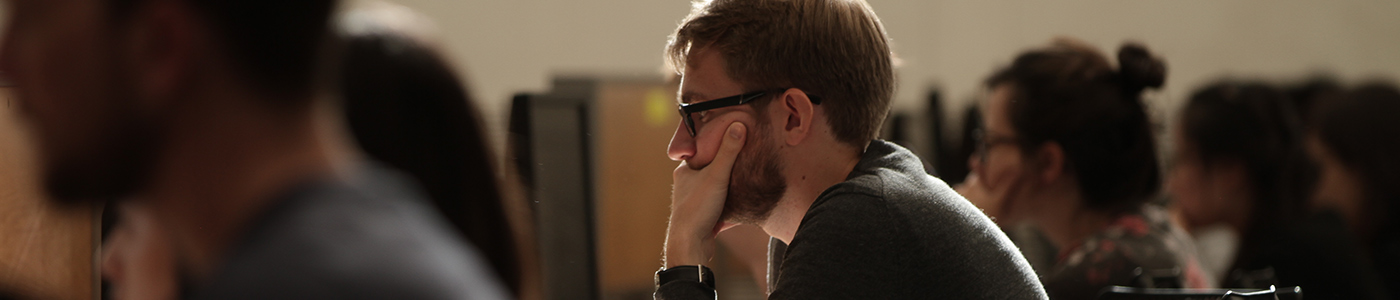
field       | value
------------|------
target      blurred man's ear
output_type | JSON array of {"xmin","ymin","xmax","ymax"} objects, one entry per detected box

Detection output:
[
  {"xmin": 1035, "ymin": 142, "xmax": 1066, "ymax": 184},
  {"xmin": 128, "ymin": 0, "xmax": 199, "ymax": 111},
  {"xmin": 779, "ymin": 88, "xmax": 817, "ymax": 146}
]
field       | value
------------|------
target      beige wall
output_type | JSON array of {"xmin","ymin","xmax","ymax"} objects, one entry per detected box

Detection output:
[
  {"xmin": 0, "ymin": 1, "xmax": 1394, "ymax": 147},
  {"xmin": 373, "ymin": 0, "xmax": 1400, "ymax": 149},
  {"xmin": 4, "ymin": 0, "xmax": 1394, "ymax": 147}
]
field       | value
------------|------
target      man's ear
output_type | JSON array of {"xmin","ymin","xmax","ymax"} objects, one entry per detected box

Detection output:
[
  {"xmin": 126, "ymin": 0, "xmax": 199, "ymax": 112},
  {"xmin": 779, "ymin": 88, "xmax": 816, "ymax": 146},
  {"xmin": 1035, "ymin": 141, "xmax": 1066, "ymax": 184}
]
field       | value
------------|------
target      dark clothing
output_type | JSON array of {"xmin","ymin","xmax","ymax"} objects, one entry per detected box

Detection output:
[
  {"xmin": 1227, "ymin": 210, "xmax": 1392, "ymax": 300},
  {"xmin": 656, "ymin": 140, "xmax": 1047, "ymax": 299},
  {"xmin": 186, "ymin": 165, "xmax": 508, "ymax": 300},
  {"xmin": 1375, "ymin": 223, "xmax": 1400, "ymax": 299},
  {"xmin": 1044, "ymin": 205, "xmax": 1212, "ymax": 299}
]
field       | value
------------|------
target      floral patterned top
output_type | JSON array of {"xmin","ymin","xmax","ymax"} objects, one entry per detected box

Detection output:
[{"xmin": 1044, "ymin": 205, "xmax": 1214, "ymax": 299}]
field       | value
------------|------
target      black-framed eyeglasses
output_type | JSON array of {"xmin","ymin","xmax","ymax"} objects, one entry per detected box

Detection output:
[
  {"xmin": 972, "ymin": 128, "xmax": 1020, "ymax": 165},
  {"xmin": 676, "ymin": 89, "xmax": 822, "ymax": 137}
]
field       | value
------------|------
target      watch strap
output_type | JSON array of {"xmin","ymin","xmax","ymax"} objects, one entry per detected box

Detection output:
[{"xmin": 655, "ymin": 265, "xmax": 716, "ymax": 289}]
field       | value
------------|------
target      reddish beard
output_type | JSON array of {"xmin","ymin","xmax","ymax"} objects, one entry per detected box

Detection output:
[{"xmin": 721, "ymin": 123, "xmax": 786, "ymax": 225}]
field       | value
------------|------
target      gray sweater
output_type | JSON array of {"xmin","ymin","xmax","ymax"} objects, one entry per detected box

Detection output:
[
  {"xmin": 657, "ymin": 140, "xmax": 1047, "ymax": 299},
  {"xmin": 186, "ymin": 165, "xmax": 508, "ymax": 300}
]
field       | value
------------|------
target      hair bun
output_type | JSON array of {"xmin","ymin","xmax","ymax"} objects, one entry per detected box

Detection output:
[{"xmin": 1117, "ymin": 43, "xmax": 1166, "ymax": 93}]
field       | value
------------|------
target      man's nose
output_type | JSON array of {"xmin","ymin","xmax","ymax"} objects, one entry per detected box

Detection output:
[
  {"xmin": 100, "ymin": 239, "xmax": 126, "ymax": 284},
  {"xmin": 667, "ymin": 120, "xmax": 694, "ymax": 161}
]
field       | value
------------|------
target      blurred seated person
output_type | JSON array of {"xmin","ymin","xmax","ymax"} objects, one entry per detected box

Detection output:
[
  {"xmin": 338, "ymin": 3, "xmax": 537, "ymax": 298},
  {"xmin": 1, "ymin": 0, "xmax": 508, "ymax": 298},
  {"xmin": 1305, "ymin": 83, "xmax": 1400, "ymax": 299},
  {"xmin": 1166, "ymin": 82, "xmax": 1308, "ymax": 276},
  {"xmin": 957, "ymin": 39, "xmax": 1212, "ymax": 299},
  {"xmin": 1163, "ymin": 82, "xmax": 1389, "ymax": 298}
]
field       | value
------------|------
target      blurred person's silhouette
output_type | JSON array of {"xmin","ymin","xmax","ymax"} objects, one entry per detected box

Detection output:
[
  {"xmin": 1166, "ymin": 82, "xmax": 1310, "ymax": 266},
  {"xmin": 338, "ymin": 3, "xmax": 538, "ymax": 299},
  {"xmin": 957, "ymin": 39, "xmax": 1213, "ymax": 299},
  {"xmin": 655, "ymin": 0, "xmax": 1046, "ymax": 299},
  {"xmin": 1163, "ymin": 82, "xmax": 1389, "ymax": 298},
  {"xmin": 1306, "ymin": 83, "xmax": 1400, "ymax": 299},
  {"xmin": 0, "ymin": 0, "xmax": 507, "ymax": 299}
]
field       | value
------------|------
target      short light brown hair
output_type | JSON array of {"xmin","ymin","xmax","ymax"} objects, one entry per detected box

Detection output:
[{"xmin": 666, "ymin": 0, "xmax": 895, "ymax": 148}]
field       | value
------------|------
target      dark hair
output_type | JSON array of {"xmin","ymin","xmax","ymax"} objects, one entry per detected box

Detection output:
[
  {"xmin": 943, "ymin": 105, "xmax": 982, "ymax": 185},
  {"xmin": 339, "ymin": 32, "xmax": 527, "ymax": 295},
  {"xmin": 107, "ymin": 0, "xmax": 337, "ymax": 99},
  {"xmin": 986, "ymin": 40, "xmax": 1165, "ymax": 214},
  {"xmin": 666, "ymin": 0, "xmax": 895, "ymax": 148},
  {"xmin": 1180, "ymin": 81, "xmax": 1314, "ymax": 247},
  {"xmin": 1284, "ymin": 77, "xmax": 1344, "ymax": 128},
  {"xmin": 1313, "ymin": 83, "xmax": 1400, "ymax": 238}
]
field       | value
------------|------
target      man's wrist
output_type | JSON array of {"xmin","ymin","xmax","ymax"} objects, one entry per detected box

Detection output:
[{"xmin": 664, "ymin": 239, "xmax": 707, "ymax": 268}]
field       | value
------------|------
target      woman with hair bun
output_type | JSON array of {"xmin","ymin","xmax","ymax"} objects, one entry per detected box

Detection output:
[{"xmin": 958, "ymin": 39, "xmax": 1212, "ymax": 299}]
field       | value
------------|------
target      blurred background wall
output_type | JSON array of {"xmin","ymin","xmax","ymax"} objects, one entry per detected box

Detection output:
[
  {"xmin": 346, "ymin": 0, "xmax": 1400, "ymax": 151},
  {"xmin": 2, "ymin": 0, "xmax": 1386, "ymax": 154}
]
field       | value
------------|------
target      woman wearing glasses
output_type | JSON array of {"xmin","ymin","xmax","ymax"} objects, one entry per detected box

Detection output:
[{"xmin": 956, "ymin": 39, "xmax": 1211, "ymax": 299}]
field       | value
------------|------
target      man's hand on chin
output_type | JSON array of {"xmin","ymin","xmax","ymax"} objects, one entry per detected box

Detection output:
[{"xmin": 665, "ymin": 122, "xmax": 747, "ymax": 268}]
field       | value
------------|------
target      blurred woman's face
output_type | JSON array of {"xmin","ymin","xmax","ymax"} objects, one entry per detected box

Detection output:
[
  {"xmin": 1165, "ymin": 126, "xmax": 1230, "ymax": 229},
  {"xmin": 969, "ymin": 85, "xmax": 1038, "ymax": 223}
]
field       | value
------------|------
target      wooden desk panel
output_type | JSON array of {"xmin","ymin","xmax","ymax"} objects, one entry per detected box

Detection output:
[
  {"xmin": 0, "ymin": 88, "xmax": 95, "ymax": 300},
  {"xmin": 593, "ymin": 80, "xmax": 678, "ymax": 298}
]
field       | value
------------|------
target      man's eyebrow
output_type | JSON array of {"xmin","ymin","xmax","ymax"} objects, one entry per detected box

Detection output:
[{"xmin": 679, "ymin": 91, "xmax": 708, "ymax": 104}]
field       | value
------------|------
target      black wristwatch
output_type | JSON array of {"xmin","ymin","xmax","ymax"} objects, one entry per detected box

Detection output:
[{"xmin": 655, "ymin": 265, "xmax": 716, "ymax": 289}]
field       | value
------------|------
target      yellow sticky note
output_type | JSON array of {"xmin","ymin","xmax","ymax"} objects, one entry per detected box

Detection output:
[{"xmin": 645, "ymin": 88, "xmax": 674, "ymax": 128}]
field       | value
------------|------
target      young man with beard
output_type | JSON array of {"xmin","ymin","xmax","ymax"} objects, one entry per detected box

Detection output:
[
  {"xmin": 0, "ymin": 0, "xmax": 506, "ymax": 299},
  {"xmin": 655, "ymin": 0, "xmax": 1048, "ymax": 299}
]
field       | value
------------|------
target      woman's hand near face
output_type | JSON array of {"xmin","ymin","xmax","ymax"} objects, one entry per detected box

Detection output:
[{"xmin": 958, "ymin": 173, "xmax": 1009, "ymax": 223}]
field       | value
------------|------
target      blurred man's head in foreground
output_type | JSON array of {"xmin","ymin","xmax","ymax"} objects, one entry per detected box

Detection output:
[{"xmin": 0, "ymin": 0, "xmax": 337, "ymax": 203}]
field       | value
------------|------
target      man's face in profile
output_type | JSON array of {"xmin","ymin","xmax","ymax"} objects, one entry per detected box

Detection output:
[
  {"xmin": 667, "ymin": 49, "xmax": 786, "ymax": 226},
  {"xmin": 1, "ymin": 0, "xmax": 159, "ymax": 203}
]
